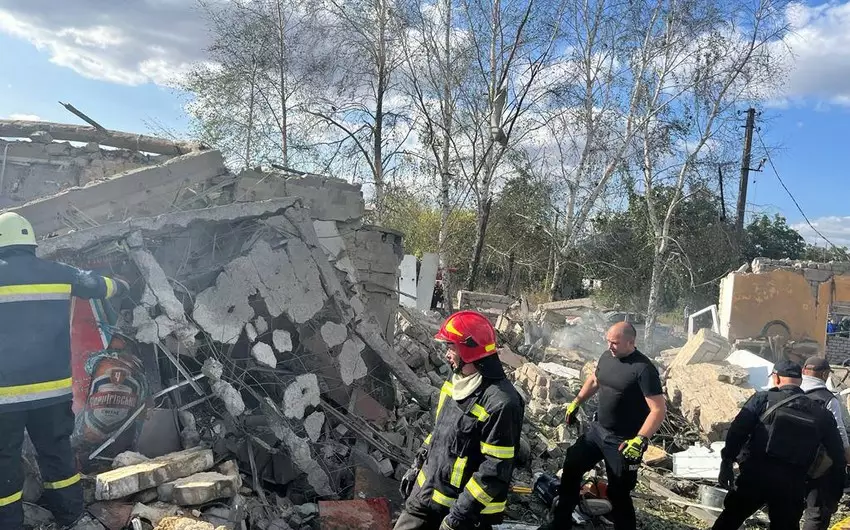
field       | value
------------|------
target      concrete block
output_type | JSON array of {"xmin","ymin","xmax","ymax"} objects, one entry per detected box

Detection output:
[
  {"xmin": 95, "ymin": 448, "xmax": 214, "ymax": 501},
  {"xmin": 320, "ymin": 322, "xmax": 347, "ymax": 348},
  {"xmin": 157, "ymin": 472, "xmax": 239, "ymax": 505},
  {"xmin": 283, "ymin": 373, "xmax": 320, "ymax": 420},
  {"xmin": 273, "ymin": 329, "xmax": 293, "ymax": 353},
  {"xmin": 339, "ymin": 337, "xmax": 368, "ymax": 386},
  {"xmin": 304, "ymin": 411, "xmax": 325, "ymax": 442},
  {"xmin": 251, "ymin": 342, "xmax": 277, "ymax": 368},
  {"xmin": 671, "ymin": 328, "xmax": 731, "ymax": 368},
  {"xmin": 805, "ymin": 268, "xmax": 834, "ymax": 283},
  {"xmin": 9, "ymin": 150, "xmax": 227, "ymax": 238}
]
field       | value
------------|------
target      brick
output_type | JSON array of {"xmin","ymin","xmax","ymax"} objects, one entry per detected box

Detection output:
[
  {"xmin": 95, "ymin": 448, "xmax": 214, "ymax": 501},
  {"xmin": 671, "ymin": 329, "xmax": 731, "ymax": 368}
]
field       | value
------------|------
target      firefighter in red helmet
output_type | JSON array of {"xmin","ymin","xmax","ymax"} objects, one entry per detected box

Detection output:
[{"xmin": 394, "ymin": 311, "xmax": 524, "ymax": 530}]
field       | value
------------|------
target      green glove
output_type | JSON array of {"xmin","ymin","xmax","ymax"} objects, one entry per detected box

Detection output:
[
  {"xmin": 565, "ymin": 400, "xmax": 580, "ymax": 426},
  {"xmin": 619, "ymin": 435, "xmax": 649, "ymax": 462}
]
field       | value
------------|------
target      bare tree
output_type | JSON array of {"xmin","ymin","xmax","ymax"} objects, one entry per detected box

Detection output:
[{"xmin": 635, "ymin": 0, "xmax": 788, "ymax": 346}]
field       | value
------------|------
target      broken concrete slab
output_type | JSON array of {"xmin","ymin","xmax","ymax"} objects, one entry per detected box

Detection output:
[
  {"xmin": 10, "ymin": 150, "xmax": 228, "ymax": 238},
  {"xmin": 670, "ymin": 328, "xmax": 731, "ymax": 368},
  {"xmin": 672, "ymin": 442, "xmax": 725, "ymax": 479},
  {"xmin": 666, "ymin": 364, "xmax": 756, "ymax": 441},
  {"xmin": 272, "ymin": 330, "xmax": 293, "ymax": 353},
  {"xmin": 321, "ymin": 322, "xmax": 347, "ymax": 348},
  {"xmin": 153, "ymin": 516, "xmax": 220, "ymax": 530},
  {"xmin": 283, "ymin": 374, "xmax": 320, "ymax": 420},
  {"xmin": 212, "ymin": 381, "xmax": 245, "ymax": 417},
  {"xmin": 727, "ymin": 349, "xmax": 775, "ymax": 390},
  {"xmin": 88, "ymin": 501, "xmax": 134, "ymax": 530},
  {"xmin": 339, "ymin": 337, "xmax": 368, "ymax": 386},
  {"xmin": 131, "ymin": 502, "xmax": 184, "ymax": 526},
  {"xmin": 251, "ymin": 342, "xmax": 277, "ymax": 368},
  {"xmin": 456, "ymin": 290, "xmax": 514, "ymax": 312},
  {"xmin": 304, "ymin": 411, "xmax": 325, "ymax": 443},
  {"xmin": 95, "ymin": 448, "xmax": 215, "ymax": 500},
  {"xmin": 157, "ymin": 472, "xmax": 239, "ymax": 505},
  {"xmin": 113, "ymin": 452, "xmax": 151, "ymax": 469}
]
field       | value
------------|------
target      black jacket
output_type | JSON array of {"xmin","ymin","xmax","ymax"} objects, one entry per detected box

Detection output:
[
  {"xmin": 0, "ymin": 247, "xmax": 125, "ymax": 412},
  {"xmin": 405, "ymin": 376, "xmax": 524, "ymax": 526},
  {"xmin": 722, "ymin": 385, "xmax": 846, "ymax": 483}
]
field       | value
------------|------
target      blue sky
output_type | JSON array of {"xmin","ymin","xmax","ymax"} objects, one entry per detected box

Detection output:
[{"xmin": 0, "ymin": 0, "xmax": 848, "ymax": 246}]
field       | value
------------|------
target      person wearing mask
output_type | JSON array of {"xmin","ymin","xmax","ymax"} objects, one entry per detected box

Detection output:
[
  {"xmin": 395, "ymin": 311, "xmax": 524, "ymax": 530},
  {"xmin": 713, "ymin": 361, "xmax": 846, "ymax": 530},
  {"xmin": 0, "ymin": 212, "xmax": 129, "ymax": 530},
  {"xmin": 539, "ymin": 321, "xmax": 666, "ymax": 529},
  {"xmin": 800, "ymin": 357, "xmax": 850, "ymax": 530}
]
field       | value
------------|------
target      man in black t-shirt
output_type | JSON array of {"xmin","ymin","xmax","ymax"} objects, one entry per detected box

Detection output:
[{"xmin": 539, "ymin": 322, "xmax": 665, "ymax": 529}]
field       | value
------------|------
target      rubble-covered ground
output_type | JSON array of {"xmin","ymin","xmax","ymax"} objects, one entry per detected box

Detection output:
[{"xmin": 6, "ymin": 121, "xmax": 850, "ymax": 529}]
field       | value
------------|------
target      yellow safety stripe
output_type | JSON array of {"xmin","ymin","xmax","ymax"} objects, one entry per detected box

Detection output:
[
  {"xmin": 432, "ymin": 489, "xmax": 456, "ymax": 508},
  {"xmin": 417, "ymin": 469, "xmax": 426, "ymax": 487},
  {"xmin": 450, "ymin": 457, "xmax": 467, "ymax": 488},
  {"xmin": 0, "ymin": 284, "xmax": 71, "ymax": 304},
  {"xmin": 481, "ymin": 442, "xmax": 515, "ymax": 459},
  {"xmin": 0, "ymin": 490, "xmax": 22, "ymax": 507},
  {"xmin": 466, "ymin": 478, "xmax": 493, "ymax": 504},
  {"xmin": 484, "ymin": 343, "xmax": 496, "ymax": 352},
  {"xmin": 0, "ymin": 377, "xmax": 73, "ymax": 396},
  {"xmin": 104, "ymin": 277, "xmax": 115, "ymax": 298},
  {"xmin": 481, "ymin": 501, "xmax": 506, "ymax": 514},
  {"xmin": 423, "ymin": 433, "xmax": 432, "ymax": 445},
  {"xmin": 471, "ymin": 404, "xmax": 490, "ymax": 422},
  {"xmin": 436, "ymin": 381, "xmax": 453, "ymax": 420},
  {"xmin": 44, "ymin": 473, "xmax": 81, "ymax": 490}
]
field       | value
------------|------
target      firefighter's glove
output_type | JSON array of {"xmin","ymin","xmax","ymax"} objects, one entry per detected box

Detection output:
[
  {"xmin": 618, "ymin": 435, "xmax": 649, "ymax": 463},
  {"xmin": 718, "ymin": 460, "xmax": 735, "ymax": 491},
  {"xmin": 399, "ymin": 448, "xmax": 427, "ymax": 499},
  {"xmin": 439, "ymin": 515, "xmax": 462, "ymax": 530},
  {"xmin": 565, "ymin": 400, "xmax": 581, "ymax": 426}
]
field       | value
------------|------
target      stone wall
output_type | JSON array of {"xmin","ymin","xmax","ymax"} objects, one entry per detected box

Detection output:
[{"xmin": 0, "ymin": 138, "xmax": 168, "ymax": 208}]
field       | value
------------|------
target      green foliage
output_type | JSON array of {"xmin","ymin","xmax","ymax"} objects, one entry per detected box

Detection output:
[{"xmin": 743, "ymin": 214, "xmax": 806, "ymax": 261}]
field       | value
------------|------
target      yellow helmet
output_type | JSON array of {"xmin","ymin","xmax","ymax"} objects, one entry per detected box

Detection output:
[{"xmin": 0, "ymin": 212, "xmax": 37, "ymax": 247}]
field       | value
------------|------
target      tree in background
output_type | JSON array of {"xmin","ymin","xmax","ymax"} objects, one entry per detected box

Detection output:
[{"xmin": 744, "ymin": 214, "xmax": 806, "ymax": 261}]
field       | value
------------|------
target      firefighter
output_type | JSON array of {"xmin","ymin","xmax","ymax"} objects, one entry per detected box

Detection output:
[
  {"xmin": 0, "ymin": 212, "xmax": 128, "ymax": 530},
  {"xmin": 395, "ymin": 311, "xmax": 524, "ymax": 530}
]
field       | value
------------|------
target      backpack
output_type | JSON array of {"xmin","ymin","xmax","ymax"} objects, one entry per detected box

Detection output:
[{"xmin": 760, "ymin": 392, "xmax": 833, "ymax": 479}]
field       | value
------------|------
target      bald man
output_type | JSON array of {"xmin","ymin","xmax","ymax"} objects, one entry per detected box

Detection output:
[{"xmin": 539, "ymin": 322, "xmax": 666, "ymax": 530}]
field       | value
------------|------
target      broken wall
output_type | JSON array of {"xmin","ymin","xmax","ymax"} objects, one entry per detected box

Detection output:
[
  {"xmin": 0, "ymin": 138, "xmax": 168, "ymax": 208},
  {"xmin": 718, "ymin": 259, "xmax": 850, "ymax": 352}
]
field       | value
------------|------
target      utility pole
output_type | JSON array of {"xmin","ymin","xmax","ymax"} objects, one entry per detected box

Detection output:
[{"xmin": 735, "ymin": 108, "xmax": 756, "ymax": 234}]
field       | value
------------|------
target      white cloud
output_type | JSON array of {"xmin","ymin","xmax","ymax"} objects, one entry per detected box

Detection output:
[
  {"xmin": 6, "ymin": 113, "xmax": 42, "ymax": 121},
  {"xmin": 0, "ymin": 1, "xmax": 212, "ymax": 86},
  {"xmin": 793, "ymin": 216, "xmax": 850, "ymax": 246},
  {"xmin": 779, "ymin": 1, "xmax": 850, "ymax": 104}
]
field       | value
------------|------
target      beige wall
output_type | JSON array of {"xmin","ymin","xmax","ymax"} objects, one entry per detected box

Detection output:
[{"xmin": 720, "ymin": 269, "xmax": 850, "ymax": 351}]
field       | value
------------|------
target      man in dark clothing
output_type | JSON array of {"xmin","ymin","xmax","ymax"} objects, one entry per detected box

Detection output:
[
  {"xmin": 713, "ymin": 360, "xmax": 846, "ymax": 530},
  {"xmin": 395, "ymin": 310, "xmax": 524, "ymax": 530},
  {"xmin": 539, "ymin": 322, "xmax": 666, "ymax": 530},
  {"xmin": 0, "ymin": 212, "xmax": 128, "ymax": 530}
]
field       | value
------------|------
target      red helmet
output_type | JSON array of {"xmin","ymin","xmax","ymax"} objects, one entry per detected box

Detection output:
[{"xmin": 435, "ymin": 310, "xmax": 498, "ymax": 363}]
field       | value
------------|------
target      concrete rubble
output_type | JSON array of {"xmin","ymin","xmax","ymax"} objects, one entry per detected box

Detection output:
[{"xmin": 9, "ymin": 122, "xmax": 836, "ymax": 528}]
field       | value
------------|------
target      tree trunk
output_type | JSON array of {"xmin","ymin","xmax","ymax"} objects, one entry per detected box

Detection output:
[
  {"xmin": 465, "ymin": 197, "xmax": 492, "ymax": 291},
  {"xmin": 276, "ymin": 0, "xmax": 288, "ymax": 166},
  {"xmin": 643, "ymin": 248, "xmax": 665, "ymax": 351},
  {"xmin": 245, "ymin": 60, "xmax": 258, "ymax": 169},
  {"xmin": 438, "ymin": 0, "xmax": 454, "ymax": 310},
  {"xmin": 372, "ymin": 0, "xmax": 388, "ymax": 224}
]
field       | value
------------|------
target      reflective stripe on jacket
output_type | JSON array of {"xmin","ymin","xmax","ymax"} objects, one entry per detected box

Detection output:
[
  {"xmin": 0, "ymin": 248, "xmax": 124, "ymax": 412},
  {"xmin": 406, "ymin": 376, "xmax": 524, "ymax": 525}
]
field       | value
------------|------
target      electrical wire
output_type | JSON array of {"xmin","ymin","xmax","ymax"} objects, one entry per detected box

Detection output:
[{"xmin": 755, "ymin": 128, "xmax": 848, "ymax": 256}]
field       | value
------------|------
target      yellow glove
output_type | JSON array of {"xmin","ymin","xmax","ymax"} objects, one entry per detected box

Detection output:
[
  {"xmin": 565, "ymin": 400, "xmax": 580, "ymax": 426},
  {"xmin": 619, "ymin": 435, "xmax": 649, "ymax": 462}
]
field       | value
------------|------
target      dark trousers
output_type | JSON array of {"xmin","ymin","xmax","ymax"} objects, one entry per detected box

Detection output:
[
  {"xmin": 801, "ymin": 475, "xmax": 842, "ymax": 530},
  {"xmin": 0, "ymin": 401, "xmax": 83, "ymax": 529},
  {"xmin": 393, "ymin": 510, "xmax": 493, "ymax": 530},
  {"xmin": 552, "ymin": 422, "xmax": 638, "ymax": 530},
  {"xmin": 712, "ymin": 464, "xmax": 805, "ymax": 530}
]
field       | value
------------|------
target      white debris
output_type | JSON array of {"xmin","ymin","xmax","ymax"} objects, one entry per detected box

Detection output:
[
  {"xmin": 251, "ymin": 342, "xmax": 278, "ymax": 368},
  {"xmin": 538, "ymin": 362, "xmax": 581, "ymax": 380},
  {"xmin": 213, "ymin": 381, "xmax": 246, "ymax": 417},
  {"xmin": 338, "ymin": 337, "xmax": 367, "ymax": 386},
  {"xmin": 672, "ymin": 442, "xmax": 725, "ymax": 479},
  {"xmin": 283, "ymin": 374, "xmax": 320, "ymax": 420},
  {"xmin": 255, "ymin": 316, "xmax": 269, "ymax": 335},
  {"xmin": 321, "ymin": 322, "xmax": 347, "ymax": 348},
  {"xmin": 303, "ymin": 411, "xmax": 325, "ymax": 442},
  {"xmin": 313, "ymin": 220, "xmax": 346, "ymax": 259},
  {"xmin": 202, "ymin": 358, "xmax": 224, "ymax": 382},
  {"xmin": 273, "ymin": 330, "xmax": 293, "ymax": 353},
  {"xmin": 245, "ymin": 323, "xmax": 258, "ymax": 342}
]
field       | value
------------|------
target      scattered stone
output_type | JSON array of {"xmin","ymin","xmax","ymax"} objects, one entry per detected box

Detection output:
[
  {"xmin": 320, "ymin": 322, "xmax": 347, "ymax": 348},
  {"xmin": 95, "ymin": 448, "xmax": 215, "ymax": 501},
  {"xmin": 212, "ymin": 381, "xmax": 246, "ymax": 417},
  {"xmin": 377, "ymin": 458, "xmax": 394, "ymax": 477},
  {"xmin": 303, "ymin": 411, "xmax": 325, "ymax": 442},
  {"xmin": 153, "ymin": 516, "xmax": 220, "ymax": 530},
  {"xmin": 131, "ymin": 502, "xmax": 183, "ymax": 525},
  {"xmin": 158, "ymin": 472, "xmax": 239, "ymax": 505},
  {"xmin": 272, "ymin": 330, "xmax": 293, "ymax": 353},
  {"xmin": 255, "ymin": 317, "xmax": 269, "ymax": 335},
  {"xmin": 113, "ymin": 452, "xmax": 150, "ymax": 469},
  {"xmin": 643, "ymin": 445, "xmax": 672, "ymax": 468},
  {"xmin": 283, "ymin": 374, "xmax": 320, "ymax": 419},
  {"xmin": 30, "ymin": 130, "xmax": 53, "ymax": 144},
  {"xmin": 251, "ymin": 342, "xmax": 278, "ymax": 368},
  {"xmin": 296, "ymin": 503, "xmax": 318, "ymax": 518},
  {"xmin": 338, "ymin": 337, "xmax": 368, "ymax": 386},
  {"xmin": 201, "ymin": 359, "xmax": 224, "ymax": 382},
  {"xmin": 245, "ymin": 323, "xmax": 258, "ymax": 342}
]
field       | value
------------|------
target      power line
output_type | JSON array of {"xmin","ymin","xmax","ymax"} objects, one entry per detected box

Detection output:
[{"xmin": 755, "ymin": 128, "xmax": 847, "ymax": 254}]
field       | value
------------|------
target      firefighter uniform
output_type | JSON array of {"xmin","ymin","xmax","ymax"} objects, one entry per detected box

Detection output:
[
  {"xmin": 397, "ymin": 375, "xmax": 524, "ymax": 530},
  {"xmin": 0, "ymin": 213, "xmax": 126, "ymax": 529}
]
